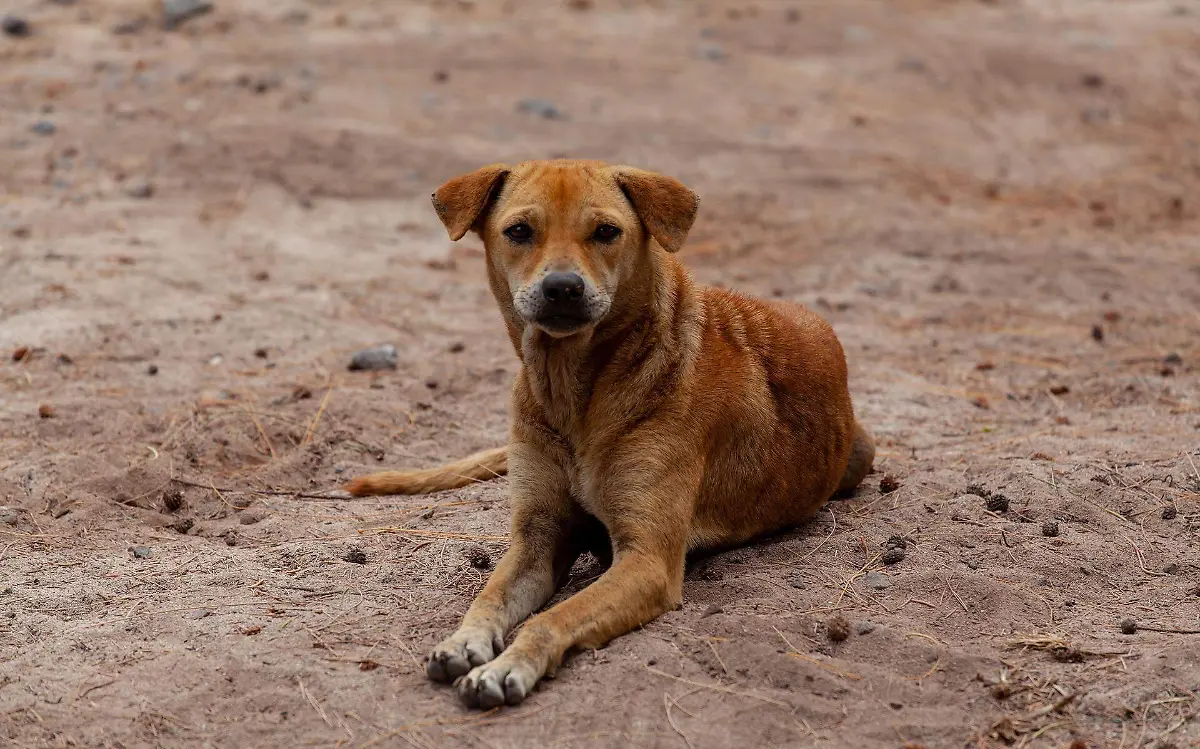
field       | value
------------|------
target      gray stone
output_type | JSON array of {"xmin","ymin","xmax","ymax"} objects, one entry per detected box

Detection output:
[
  {"xmin": 31, "ymin": 120, "xmax": 56, "ymax": 136},
  {"xmin": 130, "ymin": 546, "xmax": 152, "ymax": 559},
  {"xmin": 348, "ymin": 344, "xmax": 397, "ymax": 371},
  {"xmin": 124, "ymin": 180, "xmax": 154, "ymax": 199},
  {"xmin": 854, "ymin": 621, "xmax": 876, "ymax": 635},
  {"xmin": 516, "ymin": 98, "xmax": 564, "ymax": 120},
  {"xmin": 2, "ymin": 15, "xmax": 31, "ymax": 37},
  {"xmin": 163, "ymin": 0, "xmax": 213, "ymax": 30},
  {"xmin": 864, "ymin": 571, "xmax": 892, "ymax": 590},
  {"xmin": 0, "ymin": 507, "xmax": 18, "ymax": 526}
]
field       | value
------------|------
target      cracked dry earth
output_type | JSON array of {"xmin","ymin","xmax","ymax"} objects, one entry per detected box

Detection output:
[{"xmin": 2, "ymin": 1, "xmax": 1200, "ymax": 747}]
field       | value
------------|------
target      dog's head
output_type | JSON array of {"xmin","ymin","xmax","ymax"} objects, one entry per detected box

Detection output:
[{"xmin": 431, "ymin": 160, "xmax": 698, "ymax": 338}]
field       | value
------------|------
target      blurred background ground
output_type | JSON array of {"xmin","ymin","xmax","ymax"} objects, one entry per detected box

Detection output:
[{"xmin": 1, "ymin": 1, "xmax": 1199, "ymax": 747}]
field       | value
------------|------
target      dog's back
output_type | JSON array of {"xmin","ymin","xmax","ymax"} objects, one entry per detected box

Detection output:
[{"xmin": 681, "ymin": 287, "xmax": 873, "ymax": 549}]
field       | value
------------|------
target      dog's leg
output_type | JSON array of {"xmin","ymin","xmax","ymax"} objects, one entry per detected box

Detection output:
[
  {"xmin": 454, "ymin": 490, "xmax": 689, "ymax": 708},
  {"xmin": 427, "ymin": 447, "xmax": 581, "ymax": 683}
]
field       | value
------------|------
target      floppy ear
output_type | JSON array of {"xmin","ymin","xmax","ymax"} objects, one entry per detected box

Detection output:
[
  {"xmin": 612, "ymin": 167, "xmax": 699, "ymax": 253},
  {"xmin": 431, "ymin": 164, "xmax": 510, "ymax": 240}
]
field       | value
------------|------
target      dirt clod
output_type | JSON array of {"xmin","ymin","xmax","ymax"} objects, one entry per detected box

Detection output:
[
  {"xmin": 171, "ymin": 518, "xmax": 194, "ymax": 534},
  {"xmin": 879, "ymin": 474, "xmax": 901, "ymax": 494},
  {"xmin": 343, "ymin": 549, "xmax": 367, "ymax": 565},
  {"xmin": 162, "ymin": 489, "xmax": 184, "ymax": 512},
  {"xmin": 466, "ymin": 547, "xmax": 492, "ymax": 570},
  {"xmin": 985, "ymin": 493, "xmax": 1010, "ymax": 513},
  {"xmin": 700, "ymin": 604, "xmax": 724, "ymax": 618},
  {"xmin": 1119, "ymin": 618, "xmax": 1138, "ymax": 635},
  {"xmin": 38, "ymin": 404, "xmax": 55, "ymax": 419},
  {"xmin": 881, "ymin": 547, "xmax": 905, "ymax": 565},
  {"xmin": 1041, "ymin": 520, "xmax": 1060, "ymax": 537},
  {"xmin": 1091, "ymin": 324, "xmax": 1104, "ymax": 342},
  {"xmin": 1161, "ymin": 506, "xmax": 1177, "ymax": 520},
  {"xmin": 964, "ymin": 484, "xmax": 991, "ymax": 499},
  {"xmin": 826, "ymin": 615, "xmax": 850, "ymax": 642}
]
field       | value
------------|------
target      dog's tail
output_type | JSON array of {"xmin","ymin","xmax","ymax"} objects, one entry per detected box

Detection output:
[{"xmin": 344, "ymin": 446, "xmax": 508, "ymax": 497}]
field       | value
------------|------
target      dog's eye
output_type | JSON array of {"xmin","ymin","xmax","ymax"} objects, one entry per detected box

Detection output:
[
  {"xmin": 593, "ymin": 224, "xmax": 622, "ymax": 243},
  {"xmin": 504, "ymin": 223, "xmax": 533, "ymax": 243}
]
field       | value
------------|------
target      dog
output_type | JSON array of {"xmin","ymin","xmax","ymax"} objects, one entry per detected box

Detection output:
[{"xmin": 346, "ymin": 160, "xmax": 874, "ymax": 709}]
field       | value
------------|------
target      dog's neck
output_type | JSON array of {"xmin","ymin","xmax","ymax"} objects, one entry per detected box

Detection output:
[{"xmin": 502, "ymin": 249, "xmax": 698, "ymax": 438}]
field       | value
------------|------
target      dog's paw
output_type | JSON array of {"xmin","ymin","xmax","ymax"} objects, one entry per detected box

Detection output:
[
  {"xmin": 426, "ymin": 627, "xmax": 503, "ymax": 683},
  {"xmin": 456, "ymin": 655, "xmax": 539, "ymax": 709}
]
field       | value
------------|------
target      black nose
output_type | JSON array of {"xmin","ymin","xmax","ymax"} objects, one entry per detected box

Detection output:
[{"xmin": 541, "ymin": 272, "xmax": 585, "ymax": 303}]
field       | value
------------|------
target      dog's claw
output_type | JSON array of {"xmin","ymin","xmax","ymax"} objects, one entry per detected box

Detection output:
[
  {"xmin": 456, "ymin": 658, "xmax": 536, "ymax": 709},
  {"xmin": 427, "ymin": 628, "xmax": 498, "ymax": 684}
]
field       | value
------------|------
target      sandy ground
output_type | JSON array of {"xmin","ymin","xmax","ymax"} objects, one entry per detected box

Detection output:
[{"xmin": 3, "ymin": 1, "xmax": 1200, "ymax": 747}]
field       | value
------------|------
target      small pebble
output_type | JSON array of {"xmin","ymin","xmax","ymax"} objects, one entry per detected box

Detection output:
[
  {"xmin": 163, "ymin": 0, "xmax": 214, "ymax": 30},
  {"xmin": 1161, "ymin": 506, "xmax": 1177, "ymax": 520},
  {"xmin": 0, "ymin": 507, "xmax": 18, "ymax": 526},
  {"xmin": 863, "ymin": 571, "xmax": 892, "ymax": 590},
  {"xmin": 1163, "ymin": 563, "xmax": 1179, "ymax": 574},
  {"xmin": 516, "ymin": 98, "xmax": 564, "ymax": 120},
  {"xmin": 1164, "ymin": 352, "xmax": 1183, "ymax": 366},
  {"xmin": 448, "ymin": 342, "xmax": 465, "ymax": 353},
  {"xmin": 2, "ymin": 15, "xmax": 31, "ymax": 37},
  {"xmin": 172, "ymin": 518, "xmax": 194, "ymax": 534},
  {"xmin": 147, "ymin": 364, "xmax": 159, "ymax": 375},
  {"xmin": 348, "ymin": 344, "xmax": 397, "ymax": 371},
  {"xmin": 881, "ymin": 547, "xmax": 906, "ymax": 565},
  {"xmin": 186, "ymin": 609, "xmax": 211, "ymax": 620},
  {"xmin": 130, "ymin": 546, "xmax": 152, "ymax": 559},
  {"xmin": 254, "ymin": 347, "xmax": 268, "ymax": 359},
  {"xmin": 825, "ymin": 614, "xmax": 850, "ymax": 642},
  {"xmin": 112, "ymin": 17, "xmax": 148, "ymax": 34},
  {"xmin": 699, "ymin": 43, "xmax": 726, "ymax": 61},
  {"xmin": 222, "ymin": 529, "xmax": 239, "ymax": 546},
  {"xmin": 31, "ymin": 120, "xmax": 57, "ymax": 136},
  {"xmin": 854, "ymin": 621, "xmax": 876, "ymax": 635},
  {"xmin": 1091, "ymin": 324, "xmax": 1104, "ymax": 342},
  {"xmin": 700, "ymin": 603, "xmax": 724, "ymax": 618},
  {"xmin": 885, "ymin": 535, "xmax": 907, "ymax": 550},
  {"xmin": 1119, "ymin": 618, "xmax": 1137, "ymax": 635},
  {"xmin": 1041, "ymin": 520, "xmax": 1060, "ymax": 537},
  {"xmin": 343, "ymin": 549, "xmax": 367, "ymax": 565},
  {"xmin": 124, "ymin": 180, "xmax": 154, "ymax": 199},
  {"xmin": 38, "ymin": 404, "xmax": 55, "ymax": 419}
]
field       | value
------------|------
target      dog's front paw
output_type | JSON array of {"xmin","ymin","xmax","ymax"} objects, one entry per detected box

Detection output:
[
  {"xmin": 426, "ymin": 627, "xmax": 503, "ymax": 683},
  {"xmin": 456, "ymin": 655, "xmax": 539, "ymax": 709}
]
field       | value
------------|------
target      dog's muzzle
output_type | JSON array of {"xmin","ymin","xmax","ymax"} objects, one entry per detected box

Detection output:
[{"xmin": 534, "ymin": 271, "xmax": 591, "ymax": 333}]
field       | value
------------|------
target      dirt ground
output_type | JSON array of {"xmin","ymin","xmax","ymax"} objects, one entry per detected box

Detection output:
[{"xmin": 2, "ymin": 0, "xmax": 1199, "ymax": 747}]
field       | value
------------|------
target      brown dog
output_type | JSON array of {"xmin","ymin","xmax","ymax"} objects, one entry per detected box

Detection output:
[{"xmin": 346, "ymin": 160, "xmax": 874, "ymax": 708}]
